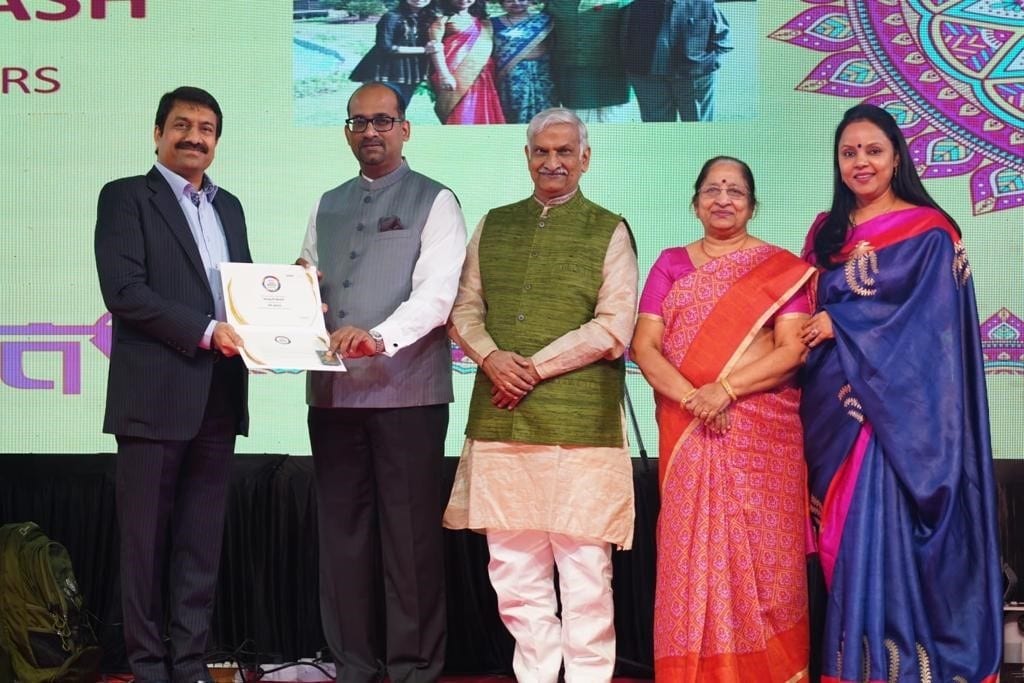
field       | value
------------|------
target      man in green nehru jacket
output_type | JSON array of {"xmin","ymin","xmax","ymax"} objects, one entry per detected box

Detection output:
[
  {"xmin": 443, "ymin": 107, "xmax": 638, "ymax": 682},
  {"xmin": 545, "ymin": 0, "xmax": 631, "ymax": 122}
]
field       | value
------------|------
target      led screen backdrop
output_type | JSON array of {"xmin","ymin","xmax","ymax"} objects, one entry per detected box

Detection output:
[{"xmin": 2, "ymin": 0, "xmax": 1022, "ymax": 456}]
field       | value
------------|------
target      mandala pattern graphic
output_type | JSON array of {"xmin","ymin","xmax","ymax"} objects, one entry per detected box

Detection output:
[
  {"xmin": 981, "ymin": 307, "xmax": 1024, "ymax": 373},
  {"xmin": 772, "ymin": 0, "xmax": 1024, "ymax": 215}
]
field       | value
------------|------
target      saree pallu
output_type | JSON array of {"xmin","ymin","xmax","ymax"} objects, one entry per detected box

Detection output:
[
  {"xmin": 801, "ymin": 207, "xmax": 1002, "ymax": 682},
  {"xmin": 493, "ymin": 14, "xmax": 555, "ymax": 123},
  {"xmin": 654, "ymin": 246, "xmax": 813, "ymax": 682},
  {"xmin": 432, "ymin": 18, "xmax": 505, "ymax": 124}
]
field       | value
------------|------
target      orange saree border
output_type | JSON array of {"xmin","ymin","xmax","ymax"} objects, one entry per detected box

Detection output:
[
  {"xmin": 656, "ymin": 250, "xmax": 814, "ymax": 488},
  {"xmin": 655, "ymin": 616, "xmax": 810, "ymax": 683}
]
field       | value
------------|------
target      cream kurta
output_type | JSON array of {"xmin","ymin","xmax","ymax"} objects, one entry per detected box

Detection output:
[{"xmin": 443, "ymin": 201, "xmax": 638, "ymax": 549}]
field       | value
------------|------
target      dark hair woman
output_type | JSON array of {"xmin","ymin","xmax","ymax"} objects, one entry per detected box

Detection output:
[
  {"xmin": 799, "ymin": 103, "xmax": 1002, "ymax": 681},
  {"xmin": 631, "ymin": 156, "xmax": 815, "ymax": 680}
]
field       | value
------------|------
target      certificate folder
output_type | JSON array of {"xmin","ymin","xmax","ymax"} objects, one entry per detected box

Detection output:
[{"xmin": 220, "ymin": 262, "xmax": 345, "ymax": 373}]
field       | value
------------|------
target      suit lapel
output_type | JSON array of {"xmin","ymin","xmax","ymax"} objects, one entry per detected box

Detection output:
[
  {"xmin": 146, "ymin": 167, "xmax": 211, "ymax": 290},
  {"xmin": 212, "ymin": 192, "xmax": 248, "ymax": 263}
]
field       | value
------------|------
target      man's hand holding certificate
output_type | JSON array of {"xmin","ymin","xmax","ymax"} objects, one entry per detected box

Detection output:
[{"xmin": 220, "ymin": 262, "xmax": 345, "ymax": 373}]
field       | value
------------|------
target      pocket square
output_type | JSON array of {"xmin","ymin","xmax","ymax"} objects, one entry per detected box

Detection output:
[{"xmin": 378, "ymin": 216, "xmax": 404, "ymax": 232}]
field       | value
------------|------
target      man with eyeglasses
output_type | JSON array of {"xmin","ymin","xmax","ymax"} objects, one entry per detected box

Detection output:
[
  {"xmin": 95, "ymin": 86, "xmax": 251, "ymax": 683},
  {"xmin": 443, "ymin": 107, "xmax": 637, "ymax": 682},
  {"xmin": 297, "ymin": 82, "xmax": 466, "ymax": 683}
]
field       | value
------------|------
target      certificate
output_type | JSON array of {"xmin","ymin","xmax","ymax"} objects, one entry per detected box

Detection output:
[{"xmin": 220, "ymin": 262, "xmax": 345, "ymax": 373}]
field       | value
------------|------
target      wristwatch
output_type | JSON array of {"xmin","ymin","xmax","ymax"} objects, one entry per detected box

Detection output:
[{"xmin": 368, "ymin": 329, "xmax": 385, "ymax": 354}]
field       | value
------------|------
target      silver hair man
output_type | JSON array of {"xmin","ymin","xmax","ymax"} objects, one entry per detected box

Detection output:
[{"xmin": 527, "ymin": 107, "xmax": 590, "ymax": 155}]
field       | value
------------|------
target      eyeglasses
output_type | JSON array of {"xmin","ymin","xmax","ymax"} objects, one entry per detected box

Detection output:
[
  {"xmin": 344, "ymin": 115, "xmax": 404, "ymax": 133},
  {"xmin": 699, "ymin": 186, "xmax": 749, "ymax": 201}
]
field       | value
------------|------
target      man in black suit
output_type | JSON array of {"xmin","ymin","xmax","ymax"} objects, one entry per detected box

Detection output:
[
  {"xmin": 95, "ymin": 86, "xmax": 251, "ymax": 683},
  {"xmin": 620, "ymin": 0, "xmax": 732, "ymax": 122}
]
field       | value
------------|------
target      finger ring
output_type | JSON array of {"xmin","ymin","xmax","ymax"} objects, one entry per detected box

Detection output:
[{"xmin": 811, "ymin": 328, "xmax": 819, "ymax": 336}]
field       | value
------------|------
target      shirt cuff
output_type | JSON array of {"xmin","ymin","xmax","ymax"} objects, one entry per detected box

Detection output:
[
  {"xmin": 470, "ymin": 338, "xmax": 499, "ymax": 365},
  {"xmin": 370, "ymin": 324, "xmax": 403, "ymax": 357},
  {"xmin": 199, "ymin": 320, "xmax": 217, "ymax": 350}
]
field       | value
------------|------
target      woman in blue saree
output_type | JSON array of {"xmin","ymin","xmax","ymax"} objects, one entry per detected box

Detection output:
[
  {"xmin": 799, "ymin": 103, "xmax": 1002, "ymax": 682},
  {"xmin": 491, "ymin": 0, "xmax": 554, "ymax": 123}
]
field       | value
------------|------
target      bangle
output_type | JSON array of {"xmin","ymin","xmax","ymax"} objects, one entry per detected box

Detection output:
[
  {"xmin": 720, "ymin": 377, "xmax": 738, "ymax": 402},
  {"xmin": 679, "ymin": 388, "xmax": 698, "ymax": 408}
]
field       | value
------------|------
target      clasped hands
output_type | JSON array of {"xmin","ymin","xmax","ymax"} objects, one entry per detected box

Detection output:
[
  {"xmin": 799, "ymin": 310, "xmax": 834, "ymax": 348},
  {"xmin": 682, "ymin": 382, "xmax": 732, "ymax": 435},
  {"xmin": 482, "ymin": 350, "xmax": 541, "ymax": 410}
]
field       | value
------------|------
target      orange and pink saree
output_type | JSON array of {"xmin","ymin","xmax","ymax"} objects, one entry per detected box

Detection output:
[
  {"xmin": 430, "ymin": 16, "xmax": 505, "ymax": 125},
  {"xmin": 652, "ymin": 245, "xmax": 813, "ymax": 682}
]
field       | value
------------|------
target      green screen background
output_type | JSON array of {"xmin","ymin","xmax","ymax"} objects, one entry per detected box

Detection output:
[{"xmin": 2, "ymin": 1, "xmax": 1021, "ymax": 457}]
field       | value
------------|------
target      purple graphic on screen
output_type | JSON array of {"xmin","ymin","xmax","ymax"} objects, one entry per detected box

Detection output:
[
  {"xmin": 0, "ymin": 313, "xmax": 111, "ymax": 394},
  {"xmin": 772, "ymin": 0, "xmax": 1024, "ymax": 214},
  {"xmin": 2, "ymin": 342, "xmax": 82, "ymax": 394},
  {"xmin": 0, "ymin": 311, "xmax": 1013, "ymax": 394},
  {"xmin": 981, "ymin": 307, "xmax": 1024, "ymax": 374}
]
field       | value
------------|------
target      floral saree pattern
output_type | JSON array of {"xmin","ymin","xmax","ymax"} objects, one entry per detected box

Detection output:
[{"xmin": 654, "ymin": 246, "xmax": 813, "ymax": 682}]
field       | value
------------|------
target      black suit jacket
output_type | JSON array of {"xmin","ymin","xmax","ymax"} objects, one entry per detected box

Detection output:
[
  {"xmin": 621, "ymin": 0, "xmax": 732, "ymax": 78},
  {"xmin": 95, "ymin": 166, "xmax": 252, "ymax": 440}
]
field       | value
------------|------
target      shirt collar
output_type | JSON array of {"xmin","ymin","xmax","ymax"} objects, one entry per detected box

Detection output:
[
  {"xmin": 154, "ymin": 161, "xmax": 219, "ymax": 204},
  {"xmin": 359, "ymin": 158, "xmax": 410, "ymax": 190},
  {"xmin": 533, "ymin": 187, "xmax": 578, "ymax": 208},
  {"xmin": 533, "ymin": 188, "xmax": 579, "ymax": 217}
]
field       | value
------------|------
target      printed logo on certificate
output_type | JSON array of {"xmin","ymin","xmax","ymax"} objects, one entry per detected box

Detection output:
[{"xmin": 220, "ymin": 262, "xmax": 345, "ymax": 373}]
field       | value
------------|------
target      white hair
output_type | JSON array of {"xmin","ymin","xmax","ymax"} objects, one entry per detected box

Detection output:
[{"xmin": 526, "ymin": 107, "xmax": 589, "ymax": 154}]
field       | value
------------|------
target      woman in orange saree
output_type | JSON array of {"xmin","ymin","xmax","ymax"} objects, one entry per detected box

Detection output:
[
  {"xmin": 631, "ymin": 157, "xmax": 814, "ymax": 682},
  {"xmin": 428, "ymin": 0, "xmax": 505, "ymax": 124}
]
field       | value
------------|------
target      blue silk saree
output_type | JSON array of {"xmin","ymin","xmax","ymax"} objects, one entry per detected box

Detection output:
[{"xmin": 800, "ymin": 206, "xmax": 1002, "ymax": 682}]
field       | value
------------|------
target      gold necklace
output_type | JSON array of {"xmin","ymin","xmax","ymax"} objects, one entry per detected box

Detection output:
[{"xmin": 700, "ymin": 234, "xmax": 750, "ymax": 260}]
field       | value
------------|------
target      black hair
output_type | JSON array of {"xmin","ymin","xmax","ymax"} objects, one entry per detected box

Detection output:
[
  {"xmin": 155, "ymin": 86, "xmax": 223, "ymax": 138},
  {"xmin": 398, "ymin": 0, "xmax": 438, "ymax": 22},
  {"xmin": 439, "ymin": 0, "xmax": 488, "ymax": 18},
  {"xmin": 814, "ymin": 103, "xmax": 960, "ymax": 267},
  {"xmin": 691, "ymin": 156, "xmax": 758, "ymax": 209}
]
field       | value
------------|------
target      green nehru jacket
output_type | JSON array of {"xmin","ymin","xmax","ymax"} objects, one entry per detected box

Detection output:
[
  {"xmin": 466, "ymin": 192, "xmax": 629, "ymax": 447},
  {"xmin": 545, "ymin": 0, "xmax": 630, "ymax": 109}
]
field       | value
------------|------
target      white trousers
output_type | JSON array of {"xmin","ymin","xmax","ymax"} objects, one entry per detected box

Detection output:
[{"xmin": 486, "ymin": 530, "xmax": 615, "ymax": 683}]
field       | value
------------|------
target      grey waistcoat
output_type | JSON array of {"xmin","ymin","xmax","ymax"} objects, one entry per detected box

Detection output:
[{"xmin": 306, "ymin": 161, "xmax": 454, "ymax": 408}]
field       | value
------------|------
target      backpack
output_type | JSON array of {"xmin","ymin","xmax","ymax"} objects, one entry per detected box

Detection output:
[{"xmin": 0, "ymin": 522, "xmax": 101, "ymax": 683}]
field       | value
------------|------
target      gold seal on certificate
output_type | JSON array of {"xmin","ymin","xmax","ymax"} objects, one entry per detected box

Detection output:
[{"xmin": 220, "ymin": 262, "xmax": 345, "ymax": 373}]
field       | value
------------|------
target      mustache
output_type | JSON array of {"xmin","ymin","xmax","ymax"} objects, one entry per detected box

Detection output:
[
  {"xmin": 539, "ymin": 169, "xmax": 568, "ymax": 176},
  {"xmin": 176, "ymin": 141, "xmax": 209, "ymax": 153},
  {"xmin": 360, "ymin": 140, "xmax": 384, "ymax": 148}
]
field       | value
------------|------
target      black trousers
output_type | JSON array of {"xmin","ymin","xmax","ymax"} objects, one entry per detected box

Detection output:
[
  {"xmin": 115, "ymin": 361, "xmax": 241, "ymax": 683},
  {"xmin": 628, "ymin": 72, "xmax": 718, "ymax": 122},
  {"xmin": 308, "ymin": 404, "xmax": 448, "ymax": 683}
]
